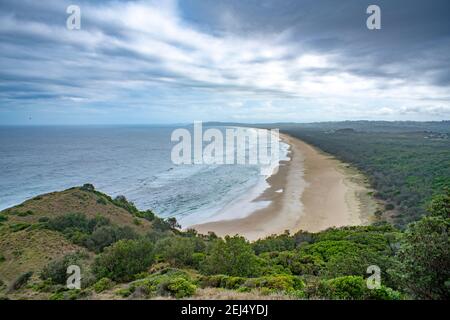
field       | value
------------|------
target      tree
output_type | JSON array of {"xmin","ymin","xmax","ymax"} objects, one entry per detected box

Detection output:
[
  {"xmin": 427, "ymin": 187, "xmax": 450, "ymax": 218},
  {"xmin": 85, "ymin": 225, "xmax": 138, "ymax": 253},
  {"xmin": 154, "ymin": 236, "xmax": 199, "ymax": 266},
  {"xmin": 202, "ymin": 236, "xmax": 261, "ymax": 277},
  {"xmin": 392, "ymin": 192, "xmax": 450, "ymax": 299},
  {"xmin": 167, "ymin": 217, "xmax": 181, "ymax": 229},
  {"xmin": 92, "ymin": 239, "xmax": 154, "ymax": 282}
]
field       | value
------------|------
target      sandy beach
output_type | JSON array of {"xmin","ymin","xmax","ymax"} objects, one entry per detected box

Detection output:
[{"xmin": 192, "ymin": 133, "xmax": 378, "ymax": 241}]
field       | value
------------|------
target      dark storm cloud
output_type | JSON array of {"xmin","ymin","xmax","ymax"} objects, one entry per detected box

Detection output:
[{"xmin": 0, "ymin": 0, "xmax": 449, "ymax": 123}]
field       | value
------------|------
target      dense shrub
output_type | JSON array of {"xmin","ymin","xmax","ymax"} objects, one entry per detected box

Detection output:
[
  {"xmin": 317, "ymin": 276, "xmax": 401, "ymax": 300},
  {"xmin": 126, "ymin": 269, "xmax": 196, "ymax": 299},
  {"xmin": 152, "ymin": 217, "xmax": 172, "ymax": 232},
  {"xmin": 200, "ymin": 274, "xmax": 304, "ymax": 295},
  {"xmin": 46, "ymin": 213, "xmax": 109, "ymax": 235},
  {"xmin": 392, "ymin": 215, "xmax": 450, "ymax": 299},
  {"xmin": 252, "ymin": 231, "xmax": 296, "ymax": 254},
  {"xmin": 136, "ymin": 210, "xmax": 156, "ymax": 221},
  {"xmin": 45, "ymin": 213, "xmax": 138, "ymax": 253},
  {"xmin": 93, "ymin": 278, "xmax": 115, "ymax": 293},
  {"xmin": 92, "ymin": 239, "xmax": 155, "ymax": 282},
  {"xmin": 85, "ymin": 225, "xmax": 138, "ymax": 253},
  {"xmin": 202, "ymin": 236, "xmax": 261, "ymax": 277},
  {"xmin": 318, "ymin": 276, "xmax": 366, "ymax": 299},
  {"xmin": 154, "ymin": 236, "xmax": 205, "ymax": 266},
  {"xmin": 40, "ymin": 252, "xmax": 89, "ymax": 286},
  {"xmin": 113, "ymin": 195, "xmax": 139, "ymax": 215},
  {"xmin": 166, "ymin": 277, "xmax": 196, "ymax": 298}
]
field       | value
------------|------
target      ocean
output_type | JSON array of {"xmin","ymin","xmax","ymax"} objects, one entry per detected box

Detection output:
[{"xmin": 0, "ymin": 125, "xmax": 289, "ymax": 227}]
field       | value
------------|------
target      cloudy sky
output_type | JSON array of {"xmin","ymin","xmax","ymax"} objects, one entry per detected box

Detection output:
[{"xmin": 1, "ymin": 0, "xmax": 449, "ymax": 124}]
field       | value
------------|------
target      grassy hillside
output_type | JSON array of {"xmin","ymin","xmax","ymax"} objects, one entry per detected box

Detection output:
[
  {"xmin": 0, "ymin": 185, "xmax": 448, "ymax": 300},
  {"xmin": 1, "ymin": 185, "xmax": 152, "ymax": 234}
]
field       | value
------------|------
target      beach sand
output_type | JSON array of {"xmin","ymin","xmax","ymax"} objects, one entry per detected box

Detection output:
[{"xmin": 192, "ymin": 134, "xmax": 378, "ymax": 241}]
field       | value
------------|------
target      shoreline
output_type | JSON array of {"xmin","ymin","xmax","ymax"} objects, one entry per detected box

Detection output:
[{"xmin": 192, "ymin": 133, "xmax": 378, "ymax": 241}]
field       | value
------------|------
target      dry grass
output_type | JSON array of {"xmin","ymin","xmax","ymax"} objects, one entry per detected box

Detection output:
[
  {"xmin": 0, "ymin": 228, "xmax": 84, "ymax": 284},
  {"xmin": 188, "ymin": 288, "xmax": 295, "ymax": 300}
]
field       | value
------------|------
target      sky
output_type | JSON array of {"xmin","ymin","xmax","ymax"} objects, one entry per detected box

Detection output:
[{"xmin": 0, "ymin": 0, "xmax": 449, "ymax": 125}]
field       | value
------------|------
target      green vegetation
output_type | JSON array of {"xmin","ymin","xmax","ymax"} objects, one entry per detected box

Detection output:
[
  {"xmin": 92, "ymin": 239, "xmax": 155, "ymax": 282},
  {"xmin": 40, "ymin": 252, "xmax": 90, "ymax": 286},
  {"xmin": 43, "ymin": 212, "xmax": 139, "ymax": 253},
  {"xmin": 0, "ymin": 140, "xmax": 448, "ymax": 301}
]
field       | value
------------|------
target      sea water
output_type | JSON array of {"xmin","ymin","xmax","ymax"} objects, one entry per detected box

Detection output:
[{"xmin": 0, "ymin": 125, "xmax": 289, "ymax": 227}]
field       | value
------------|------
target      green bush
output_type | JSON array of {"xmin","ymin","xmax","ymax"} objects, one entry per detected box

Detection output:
[
  {"xmin": 40, "ymin": 252, "xmax": 88, "ymax": 286},
  {"xmin": 202, "ymin": 236, "xmax": 261, "ymax": 277},
  {"xmin": 92, "ymin": 239, "xmax": 155, "ymax": 282},
  {"xmin": 0, "ymin": 214, "xmax": 8, "ymax": 222},
  {"xmin": 318, "ymin": 276, "xmax": 367, "ymax": 300},
  {"xmin": 244, "ymin": 275, "xmax": 304, "ymax": 293},
  {"xmin": 252, "ymin": 231, "xmax": 296, "ymax": 254},
  {"xmin": 316, "ymin": 275, "xmax": 400, "ymax": 300},
  {"xmin": 166, "ymin": 277, "xmax": 196, "ymax": 298},
  {"xmin": 127, "ymin": 269, "xmax": 196, "ymax": 299},
  {"xmin": 154, "ymin": 236, "xmax": 203, "ymax": 266},
  {"xmin": 9, "ymin": 222, "xmax": 31, "ymax": 232},
  {"xmin": 392, "ymin": 214, "xmax": 450, "ymax": 299},
  {"xmin": 136, "ymin": 210, "xmax": 155, "ymax": 221},
  {"xmin": 112, "ymin": 195, "xmax": 139, "ymax": 215},
  {"xmin": 200, "ymin": 274, "xmax": 304, "ymax": 294},
  {"xmin": 93, "ymin": 278, "xmax": 115, "ymax": 293},
  {"xmin": 85, "ymin": 225, "xmax": 138, "ymax": 253},
  {"xmin": 80, "ymin": 184, "xmax": 95, "ymax": 192}
]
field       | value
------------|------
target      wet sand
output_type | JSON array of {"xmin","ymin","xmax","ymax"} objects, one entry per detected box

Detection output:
[{"xmin": 192, "ymin": 133, "xmax": 377, "ymax": 241}]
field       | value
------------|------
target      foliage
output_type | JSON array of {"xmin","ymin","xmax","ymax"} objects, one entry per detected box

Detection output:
[
  {"xmin": 92, "ymin": 239, "xmax": 154, "ymax": 282},
  {"xmin": 252, "ymin": 231, "xmax": 296, "ymax": 254},
  {"xmin": 45, "ymin": 212, "xmax": 138, "ymax": 253},
  {"xmin": 93, "ymin": 277, "xmax": 115, "ymax": 293},
  {"xmin": 154, "ymin": 236, "xmax": 204, "ymax": 267},
  {"xmin": 40, "ymin": 252, "xmax": 89, "ymax": 286},
  {"xmin": 126, "ymin": 269, "xmax": 196, "ymax": 299},
  {"xmin": 112, "ymin": 195, "xmax": 139, "ymax": 215},
  {"xmin": 317, "ymin": 275, "xmax": 401, "ymax": 300},
  {"xmin": 202, "ymin": 236, "xmax": 261, "ymax": 277},
  {"xmin": 85, "ymin": 225, "xmax": 138, "ymax": 253},
  {"xmin": 392, "ymin": 216, "xmax": 449, "ymax": 299},
  {"xmin": 166, "ymin": 277, "xmax": 197, "ymax": 298}
]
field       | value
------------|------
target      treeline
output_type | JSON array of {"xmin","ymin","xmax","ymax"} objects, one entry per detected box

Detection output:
[
  {"xmin": 271, "ymin": 122, "xmax": 450, "ymax": 227},
  {"xmin": 8, "ymin": 187, "xmax": 448, "ymax": 300}
]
